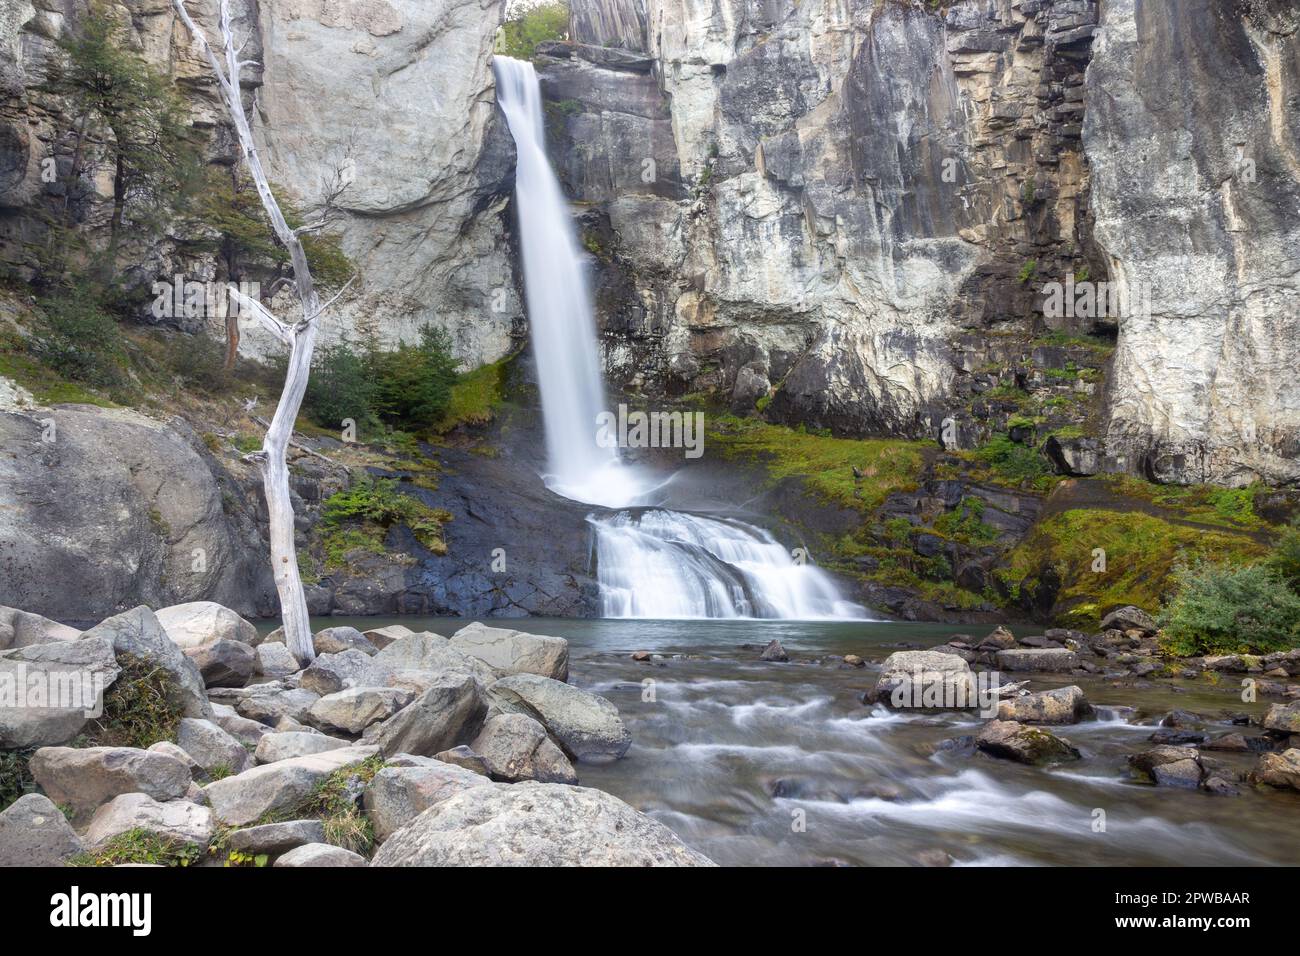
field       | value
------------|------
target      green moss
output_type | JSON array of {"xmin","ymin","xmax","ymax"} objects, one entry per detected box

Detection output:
[
  {"xmin": 0, "ymin": 749, "xmax": 36, "ymax": 812},
  {"xmin": 70, "ymin": 828, "xmax": 203, "ymax": 868},
  {"xmin": 436, "ymin": 357, "xmax": 509, "ymax": 432},
  {"xmin": 968, "ymin": 434, "xmax": 1056, "ymax": 489},
  {"xmin": 82, "ymin": 653, "xmax": 184, "ymax": 749},
  {"xmin": 707, "ymin": 415, "xmax": 927, "ymax": 512},
  {"xmin": 1000, "ymin": 508, "xmax": 1266, "ymax": 629},
  {"xmin": 318, "ymin": 473, "xmax": 451, "ymax": 569},
  {"xmin": 932, "ymin": 496, "xmax": 1000, "ymax": 545},
  {"xmin": 1107, "ymin": 476, "xmax": 1266, "ymax": 530}
]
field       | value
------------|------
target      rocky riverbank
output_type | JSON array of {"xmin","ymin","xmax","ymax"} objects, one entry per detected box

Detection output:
[{"xmin": 0, "ymin": 601, "xmax": 713, "ymax": 867}]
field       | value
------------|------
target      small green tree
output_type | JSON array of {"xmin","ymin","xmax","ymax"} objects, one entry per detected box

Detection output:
[
  {"xmin": 1159, "ymin": 561, "xmax": 1300, "ymax": 656},
  {"xmin": 367, "ymin": 325, "xmax": 461, "ymax": 430},
  {"xmin": 54, "ymin": 6, "xmax": 200, "ymax": 272},
  {"xmin": 1267, "ymin": 521, "xmax": 1300, "ymax": 590},
  {"xmin": 496, "ymin": 2, "xmax": 569, "ymax": 60},
  {"xmin": 305, "ymin": 341, "xmax": 377, "ymax": 433}
]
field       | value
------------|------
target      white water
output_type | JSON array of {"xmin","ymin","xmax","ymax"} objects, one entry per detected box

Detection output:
[{"xmin": 493, "ymin": 56, "xmax": 867, "ymax": 620}]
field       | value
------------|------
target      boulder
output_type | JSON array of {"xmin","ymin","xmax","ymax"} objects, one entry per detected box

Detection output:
[
  {"xmin": 274, "ymin": 843, "xmax": 367, "ymax": 867},
  {"xmin": 449, "ymin": 621, "xmax": 569, "ymax": 680},
  {"xmin": 308, "ymin": 687, "xmax": 413, "ymax": 735},
  {"xmin": 83, "ymin": 794, "xmax": 214, "ymax": 850},
  {"xmin": 1263, "ymin": 702, "xmax": 1300, "ymax": 735},
  {"xmin": 370, "ymin": 782, "xmax": 714, "ymax": 866},
  {"xmin": 363, "ymin": 762, "xmax": 494, "ymax": 843},
  {"xmin": 488, "ymin": 674, "xmax": 631, "ymax": 763},
  {"xmin": 79, "ymin": 606, "xmax": 211, "ymax": 718},
  {"xmin": 300, "ymin": 649, "xmax": 389, "ymax": 696},
  {"xmin": 977, "ymin": 626, "xmax": 1017, "ymax": 651},
  {"xmin": 234, "ymin": 686, "xmax": 320, "ymax": 725},
  {"xmin": 255, "ymin": 731, "xmax": 351, "ymax": 764},
  {"xmin": 313, "ymin": 627, "xmax": 377, "ymax": 657},
  {"xmin": 203, "ymin": 746, "xmax": 377, "ymax": 826},
  {"xmin": 175, "ymin": 718, "xmax": 250, "ymax": 777},
  {"xmin": 29, "ymin": 746, "xmax": 191, "ymax": 816},
  {"xmin": 1250, "ymin": 749, "xmax": 1300, "ymax": 792},
  {"xmin": 211, "ymin": 707, "xmax": 274, "ymax": 748},
  {"xmin": 185, "ymin": 639, "xmax": 256, "ymax": 688},
  {"xmin": 1129, "ymin": 746, "xmax": 1204, "ymax": 787},
  {"xmin": 759, "ymin": 639, "xmax": 789, "ymax": 662},
  {"xmin": 362, "ymin": 625, "xmax": 415, "ymax": 650},
  {"xmin": 994, "ymin": 648, "xmax": 1079, "ymax": 672},
  {"xmin": 148, "ymin": 741, "xmax": 199, "ymax": 776},
  {"xmin": 155, "ymin": 602, "xmax": 257, "ymax": 650},
  {"xmin": 0, "ymin": 605, "xmax": 79, "ymax": 649},
  {"xmin": 0, "ymin": 636, "xmax": 120, "ymax": 747},
  {"xmin": 871, "ymin": 650, "xmax": 978, "ymax": 710},
  {"xmin": 433, "ymin": 745, "xmax": 491, "ymax": 776},
  {"xmin": 996, "ymin": 686, "xmax": 1093, "ymax": 724},
  {"xmin": 255, "ymin": 642, "xmax": 300, "ymax": 679},
  {"xmin": 975, "ymin": 720, "xmax": 1081, "ymax": 765},
  {"xmin": 373, "ymin": 632, "xmax": 497, "ymax": 686},
  {"xmin": 1099, "ymin": 606, "xmax": 1158, "ymax": 635},
  {"xmin": 371, "ymin": 674, "xmax": 486, "ymax": 758},
  {"xmin": 0, "ymin": 793, "xmax": 84, "ymax": 866},
  {"xmin": 472, "ymin": 713, "xmax": 578, "ymax": 784},
  {"xmin": 225, "ymin": 819, "xmax": 326, "ymax": 856}
]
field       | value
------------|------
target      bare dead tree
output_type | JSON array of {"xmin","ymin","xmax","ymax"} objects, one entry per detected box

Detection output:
[{"xmin": 173, "ymin": 0, "xmax": 353, "ymax": 665}]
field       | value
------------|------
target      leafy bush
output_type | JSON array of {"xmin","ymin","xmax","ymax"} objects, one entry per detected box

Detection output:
[
  {"xmin": 28, "ymin": 288, "xmax": 125, "ymax": 387},
  {"xmin": 496, "ymin": 2, "xmax": 568, "ymax": 60},
  {"xmin": 1268, "ymin": 521, "xmax": 1300, "ymax": 590},
  {"xmin": 368, "ymin": 325, "xmax": 460, "ymax": 431},
  {"xmin": 319, "ymin": 473, "xmax": 452, "ymax": 563},
  {"xmin": 305, "ymin": 341, "xmax": 376, "ymax": 432},
  {"xmin": 1159, "ymin": 562, "xmax": 1300, "ymax": 657},
  {"xmin": 167, "ymin": 329, "xmax": 231, "ymax": 393},
  {"xmin": 972, "ymin": 435, "xmax": 1052, "ymax": 486}
]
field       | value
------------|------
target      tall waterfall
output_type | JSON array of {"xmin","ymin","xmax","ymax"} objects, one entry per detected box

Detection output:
[{"xmin": 493, "ymin": 56, "xmax": 867, "ymax": 621}]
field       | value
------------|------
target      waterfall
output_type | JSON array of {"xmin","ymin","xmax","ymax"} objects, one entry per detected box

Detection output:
[{"xmin": 493, "ymin": 56, "xmax": 868, "ymax": 621}]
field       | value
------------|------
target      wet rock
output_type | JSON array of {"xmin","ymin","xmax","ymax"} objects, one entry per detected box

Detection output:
[
  {"xmin": 156, "ymin": 602, "xmax": 257, "ymax": 650},
  {"xmin": 872, "ymin": 650, "xmax": 977, "ymax": 710},
  {"xmin": 362, "ymin": 761, "xmax": 494, "ymax": 843},
  {"xmin": 371, "ymin": 674, "xmax": 486, "ymax": 758},
  {"xmin": 1263, "ymin": 702, "xmax": 1300, "ymax": 735},
  {"xmin": 370, "ymin": 782, "xmax": 715, "ymax": 866},
  {"xmin": 1149, "ymin": 730, "xmax": 1207, "ymax": 746},
  {"xmin": 976, "ymin": 720, "xmax": 1080, "ymax": 765},
  {"xmin": 185, "ymin": 638, "xmax": 256, "ymax": 688},
  {"xmin": 449, "ymin": 621, "xmax": 569, "ymax": 681},
  {"xmin": 0, "ymin": 793, "xmax": 84, "ymax": 866},
  {"xmin": 487, "ymin": 674, "xmax": 631, "ymax": 763},
  {"xmin": 996, "ymin": 685, "xmax": 1092, "ymax": 724},
  {"xmin": 255, "ymin": 730, "xmax": 351, "ymax": 763},
  {"xmin": 977, "ymin": 626, "xmax": 1017, "ymax": 651},
  {"xmin": 176, "ymin": 718, "xmax": 250, "ymax": 777},
  {"xmin": 760, "ymin": 639, "xmax": 789, "ymax": 662},
  {"xmin": 631, "ymin": 650, "xmax": 652, "ymax": 662},
  {"xmin": 79, "ymin": 606, "xmax": 211, "ymax": 718},
  {"xmin": 1250, "ymin": 749, "xmax": 1300, "ymax": 792},
  {"xmin": 1127, "ymin": 745, "xmax": 1236, "ymax": 793},
  {"xmin": 83, "ymin": 794, "xmax": 214, "ymax": 850},
  {"xmin": 994, "ymin": 648, "xmax": 1079, "ymax": 673},
  {"xmin": 1099, "ymin": 606, "xmax": 1157, "ymax": 636},
  {"xmin": 313, "ymin": 626, "xmax": 377, "ymax": 657},
  {"xmin": 915, "ymin": 848, "xmax": 953, "ymax": 867},
  {"xmin": 29, "ymin": 746, "xmax": 191, "ymax": 817},
  {"xmin": 308, "ymin": 687, "xmax": 413, "ymax": 735},
  {"xmin": 472, "ymin": 713, "xmax": 578, "ymax": 784},
  {"xmin": 1160, "ymin": 709, "xmax": 1204, "ymax": 729},
  {"xmin": 203, "ymin": 746, "xmax": 376, "ymax": 827},
  {"xmin": 843, "ymin": 654, "xmax": 864, "ymax": 667},
  {"xmin": 274, "ymin": 843, "xmax": 367, "ymax": 867},
  {"xmin": 225, "ymin": 820, "xmax": 326, "ymax": 857}
]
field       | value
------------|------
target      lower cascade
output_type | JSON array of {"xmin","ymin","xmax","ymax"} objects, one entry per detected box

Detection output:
[{"xmin": 493, "ymin": 55, "xmax": 865, "ymax": 621}]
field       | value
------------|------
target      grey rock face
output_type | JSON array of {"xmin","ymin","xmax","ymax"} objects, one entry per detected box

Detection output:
[
  {"xmin": 0, "ymin": 408, "xmax": 273, "ymax": 620},
  {"xmin": 362, "ymin": 762, "xmax": 494, "ymax": 843},
  {"xmin": 29, "ymin": 745, "xmax": 192, "ymax": 816},
  {"xmin": 1084, "ymin": 0, "xmax": 1300, "ymax": 485},
  {"xmin": 872, "ymin": 650, "xmax": 978, "ymax": 710},
  {"xmin": 370, "ymin": 782, "xmax": 715, "ymax": 867},
  {"xmin": 0, "ymin": 793, "xmax": 84, "ymax": 867},
  {"xmin": 472, "ymin": 713, "xmax": 578, "ymax": 784},
  {"xmin": 488, "ymin": 674, "xmax": 631, "ymax": 764},
  {"xmin": 79, "ymin": 606, "xmax": 212, "ymax": 718},
  {"xmin": 449, "ymin": 622, "xmax": 569, "ymax": 681}
]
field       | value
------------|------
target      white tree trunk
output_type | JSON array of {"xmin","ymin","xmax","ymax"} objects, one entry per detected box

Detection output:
[{"xmin": 173, "ymin": 0, "xmax": 333, "ymax": 665}]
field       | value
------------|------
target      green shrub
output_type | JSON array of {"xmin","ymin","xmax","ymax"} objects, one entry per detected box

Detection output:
[
  {"xmin": 84, "ymin": 653, "xmax": 185, "ymax": 749},
  {"xmin": 367, "ymin": 325, "xmax": 460, "ymax": 431},
  {"xmin": 305, "ymin": 341, "xmax": 376, "ymax": 432},
  {"xmin": 1159, "ymin": 562, "xmax": 1300, "ymax": 657},
  {"xmin": 1268, "ymin": 521, "xmax": 1300, "ymax": 589},
  {"xmin": 70, "ymin": 828, "xmax": 203, "ymax": 867},
  {"xmin": 167, "ymin": 329, "xmax": 231, "ymax": 393},
  {"xmin": 320, "ymin": 473, "xmax": 452, "ymax": 560},
  {"xmin": 0, "ymin": 749, "xmax": 36, "ymax": 812},
  {"xmin": 496, "ymin": 2, "xmax": 568, "ymax": 60},
  {"xmin": 28, "ymin": 288, "xmax": 125, "ymax": 387},
  {"xmin": 972, "ymin": 434, "xmax": 1051, "ymax": 486}
]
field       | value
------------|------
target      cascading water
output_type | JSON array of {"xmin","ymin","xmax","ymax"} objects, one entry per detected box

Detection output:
[{"xmin": 493, "ymin": 56, "xmax": 867, "ymax": 620}]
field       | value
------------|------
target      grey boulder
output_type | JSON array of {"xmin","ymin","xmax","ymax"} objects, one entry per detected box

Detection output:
[
  {"xmin": 274, "ymin": 843, "xmax": 367, "ymax": 867},
  {"xmin": 362, "ymin": 761, "xmax": 494, "ymax": 843},
  {"xmin": 185, "ymin": 639, "xmax": 256, "ymax": 688},
  {"xmin": 449, "ymin": 622, "xmax": 569, "ymax": 681},
  {"xmin": 0, "ymin": 637, "xmax": 120, "ymax": 747},
  {"xmin": 308, "ymin": 687, "xmax": 412, "ymax": 735},
  {"xmin": 371, "ymin": 674, "xmax": 486, "ymax": 758},
  {"xmin": 83, "ymin": 793, "xmax": 214, "ymax": 850},
  {"xmin": 175, "ymin": 718, "xmax": 250, "ymax": 777},
  {"xmin": 488, "ymin": 674, "xmax": 631, "ymax": 764},
  {"xmin": 203, "ymin": 746, "xmax": 376, "ymax": 826},
  {"xmin": 155, "ymin": 602, "xmax": 257, "ymax": 650},
  {"xmin": 79, "ymin": 606, "xmax": 211, "ymax": 718},
  {"xmin": 472, "ymin": 713, "xmax": 577, "ymax": 784},
  {"xmin": 996, "ymin": 686, "xmax": 1093, "ymax": 724},
  {"xmin": 29, "ymin": 746, "xmax": 192, "ymax": 816},
  {"xmin": 0, "ymin": 793, "xmax": 84, "ymax": 866},
  {"xmin": 255, "ymin": 730, "xmax": 351, "ymax": 764}
]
